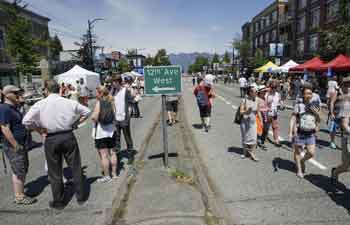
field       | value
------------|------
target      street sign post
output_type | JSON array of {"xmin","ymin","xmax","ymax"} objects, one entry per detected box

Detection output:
[{"xmin": 144, "ymin": 66, "xmax": 182, "ymax": 168}]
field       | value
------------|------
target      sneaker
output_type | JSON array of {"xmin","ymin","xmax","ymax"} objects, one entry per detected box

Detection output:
[
  {"xmin": 331, "ymin": 168, "xmax": 338, "ymax": 185},
  {"xmin": 330, "ymin": 142, "xmax": 337, "ymax": 149},
  {"xmin": 97, "ymin": 176, "xmax": 112, "ymax": 183},
  {"xmin": 14, "ymin": 196, "xmax": 37, "ymax": 205}
]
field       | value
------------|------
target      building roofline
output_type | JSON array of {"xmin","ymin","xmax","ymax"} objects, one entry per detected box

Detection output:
[
  {"xmin": 252, "ymin": 0, "xmax": 288, "ymax": 21},
  {"xmin": 0, "ymin": 0, "xmax": 50, "ymax": 21}
]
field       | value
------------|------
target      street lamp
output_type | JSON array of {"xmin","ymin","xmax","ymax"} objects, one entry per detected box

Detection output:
[{"xmin": 88, "ymin": 18, "xmax": 105, "ymax": 72}]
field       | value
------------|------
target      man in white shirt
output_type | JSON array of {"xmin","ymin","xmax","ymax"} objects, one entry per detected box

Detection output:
[
  {"xmin": 22, "ymin": 80, "xmax": 91, "ymax": 210},
  {"xmin": 77, "ymin": 78, "xmax": 90, "ymax": 107},
  {"xmin": 239, "ymin": 76, "xmax": 247, "ymax": 98}
]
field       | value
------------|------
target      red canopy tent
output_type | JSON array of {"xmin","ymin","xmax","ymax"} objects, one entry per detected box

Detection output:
[
  {"xmin": 330, "ymin": 56, "xmax": 350, "ymax": 72},
  {"xmin": 318, "ymin": 54, "xmax": 350, "ymax": 72},
  {"xmin": 289, "ymin": 57, "xmax": 326, "ymax": 72}
]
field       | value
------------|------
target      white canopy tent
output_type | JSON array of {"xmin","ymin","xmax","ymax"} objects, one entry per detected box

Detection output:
[
  {"xmin": 122, "ymin": 71, "xmax": 143, "ymax": 79},
  {"xmin": 54, "ymin": 65, "xmax": 101, "ymax": 96},
  {"xmin": 272, "ymin": 60, "xmax": 299, "ymax": 73}
]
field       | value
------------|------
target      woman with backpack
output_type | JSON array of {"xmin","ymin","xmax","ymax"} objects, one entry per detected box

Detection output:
[
  {"xmin": 289, "ymin": 85, "xmax": 320, "ymax": 178},
  {"xmin": 91, "ymin": 86, "xmax": 117, "ymax": 183}
]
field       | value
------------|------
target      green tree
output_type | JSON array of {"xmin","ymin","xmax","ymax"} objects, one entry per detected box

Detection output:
[
  {"xmin": 144, "ymin": 54, "xmax": 154, "ymax": 66},
  {"xmin": 319, "ymin": 25, "xmax": 350, "ymax": 61},
  {"xmin": 117, "ymin": 58, "xmax": 131, "ymax": 73},
  {"xmin": 153, "ymin": 49, "xmax": 171, "ymax": 66},
  {"xmin": 0, "ymin": 0, "xmax": 43, "ymax": 81},
  {"xmin": 223, "ymin": 51, "xmax": 231, "ymax": 64},
  {"xmin": 49, "ymin": 35, "xmax": 63, "ymax": 61},
  {"xmin": 319, "ymin": 0, "xmax": 350, "ymax": 60},
  {"xmin": 232, "ymin": 35, "xmax": 251, "ymax": 68},
  {"xmin": 187, "ymin": 55, "xmax": 209, "ymax": 73},
  {"xmin": 74, "ymin": 33, "xmax": 96, "ymax": 71},
  {"xmin": 252, "ymin": 48, "xmax": 268, "ymax": 68}
]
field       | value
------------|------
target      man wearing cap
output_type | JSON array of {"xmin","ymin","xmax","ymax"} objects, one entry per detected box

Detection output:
[
  {"xmin": 0, "ymin": 85, "xmax": 36, "ymax": 205},
  {"xmin": 331, "ymin": 77, "xmax": 350, "ymax": 187},
  {"xmin": 22, "ymin": 80, "xmax": 91, "ymax": 209}
]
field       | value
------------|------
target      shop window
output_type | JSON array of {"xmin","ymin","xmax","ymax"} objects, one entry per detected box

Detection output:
[
  {"xmin": 297, "ymin": 39, "xmax": 304, "ymax": 54},
  {"xmin": 326, "ymin": 0, "xmax": 339, "ymax": 21},
  {"xmin": 297, "ymin": 15, "xmax": 306, "ymax": 33},
  {"xmin": 309, "ymin": 35, "xmax": 319, "ymax": 52},
  {"xmin": 311, "ymin": 7, "xmax": 320, "ymax": 28}
]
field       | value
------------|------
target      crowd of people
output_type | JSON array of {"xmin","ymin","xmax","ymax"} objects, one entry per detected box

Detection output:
[
  {"xmin": 192, "ymin": 71, "xmax": 350, "ymax": 184},
  {"xmin": 0, "ymin": 73, "xmax": 144, "ymax": 210}
]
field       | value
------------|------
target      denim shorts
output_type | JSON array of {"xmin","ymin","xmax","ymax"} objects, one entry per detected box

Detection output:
[{"xmin": 293, "ymin": 134, "xmax": 316, "ymax": 146}]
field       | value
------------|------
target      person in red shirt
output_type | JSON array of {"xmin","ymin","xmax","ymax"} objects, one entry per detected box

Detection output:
[{"xmin": 194, "ymin": 77, "xmax": 215, "ymax": 132}]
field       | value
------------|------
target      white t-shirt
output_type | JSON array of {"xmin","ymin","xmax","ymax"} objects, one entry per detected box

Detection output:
[
  {"xmin": 239, "ymin": 77, "xmax": 247, "ymax": 88},
  {"xmin": 79, "ymin": 84, "xmax": 89, "ymax": 97},
  {"xmin": 266, "ymin": 92, "xmax": 281, "ymax": 116},
  {"xmin": 327, "ymin": 80, "xmax": 339, "ymax": 97}
]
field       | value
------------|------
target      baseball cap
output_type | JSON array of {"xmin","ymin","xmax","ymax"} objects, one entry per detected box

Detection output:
[{"xmin": 2, "ymin": 85, "xmax": 21, "ymax": 95}]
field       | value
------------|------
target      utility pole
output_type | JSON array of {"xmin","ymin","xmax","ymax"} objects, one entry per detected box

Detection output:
[
  {"xmin": 88, "ymin": 20, "xmax": 94, "ymax": 71},
  {"xmin": 87, "ymin": 18, "xmax": 104, "ymax": 72}
]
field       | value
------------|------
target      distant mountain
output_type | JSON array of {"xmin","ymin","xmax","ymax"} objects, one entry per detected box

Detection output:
[{"xmin": 169, "ymin": 52, "xmax": 221, "ymax": 72}]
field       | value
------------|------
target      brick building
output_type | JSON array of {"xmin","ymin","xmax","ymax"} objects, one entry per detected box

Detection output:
[
  {"xmin": 0, "ymin": 0, "xmax": 50, "ymax": 87},
  {"xmin": 242, "ymin": 0, "xmax": 350, "ymax": 64}
]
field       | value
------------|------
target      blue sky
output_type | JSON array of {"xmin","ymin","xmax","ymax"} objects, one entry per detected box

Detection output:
[{"xmin": 25, "ymin": 0, "xmax": 274, "ymax": 55}]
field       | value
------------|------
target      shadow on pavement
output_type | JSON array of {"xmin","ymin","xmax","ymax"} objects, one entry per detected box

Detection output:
[
  {"xmin": 148, "ymin": 152, "xmax": 178, "ymax": 160},
  {"xmin": 228, "ymin": 146, "xmax": 244, "ymax": 156},
  {"xmin": 304, "ymin": 174, "xmax": 350, "ymax": 213},
  {"xmin": 192, "ymin": 124, "xmax": 203, "ymax": 130},
  {"xmin": 25, "ymin": 175, "xmax": 49, "ymax": 197},
  {"xmin": 316, "ymin": 139, "xmax": 331, "ymax": 149},
  {"xmin": 272, "ymin": 157, "xmax": 296, "ymax": 173}
]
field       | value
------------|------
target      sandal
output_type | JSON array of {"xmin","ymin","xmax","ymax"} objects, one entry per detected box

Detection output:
[{"xmin": 14, "ymin": 196, "xmax": 37, "ymax": 205}]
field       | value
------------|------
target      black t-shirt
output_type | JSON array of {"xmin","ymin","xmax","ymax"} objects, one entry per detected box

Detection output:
[{"xmin": 0, "ymin": 103, "xmax": 27, "ymax": 145}]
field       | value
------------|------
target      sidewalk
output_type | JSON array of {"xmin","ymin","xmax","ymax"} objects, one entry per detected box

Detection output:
[
  {"xmin": 111, "ymin": 102, "xmax": 225, "ymax": 225},
  {"xmin": 0, "ymin": 97, "xmax": 161, "ymax": 225}
]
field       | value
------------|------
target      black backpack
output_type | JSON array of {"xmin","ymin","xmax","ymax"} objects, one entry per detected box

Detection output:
[{"xmin": 98, "ymin": 100, "xmax": 115, "ymax": 125}]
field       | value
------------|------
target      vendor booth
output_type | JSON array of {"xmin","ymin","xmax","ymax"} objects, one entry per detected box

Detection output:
[
  {"xmin": 273, "ymin": 60, "xmax": 299, "ymax": 73},
  {"xmin": 254, "ymin": 61, "xmax": 279, "ymax": 73},
  {"xmin": 54, "ymin": 65, "xmax": 101, "ymax": 96}
]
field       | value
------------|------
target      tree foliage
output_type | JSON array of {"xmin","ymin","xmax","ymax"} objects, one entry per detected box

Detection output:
[
  {"xmin": 223, "ymin": 51, "xmax": 231, "ymax": 64},
  {"xmin": 49, "ymin": 35, "xmax": 63, "ymax": 61},
  {"xmin": 116, "ymin": 58, "xmax": 131, "ymax": 73},
  {"xmin": 0, "ymin": 0, "xmax": 42, "ymax": 77},
  {"xmin": 232, "ymin": 35, "xmax": 251, "ymax": 68},
  {"xmin": 153, "ymin": 49, "xmax": 171, "ymax": 66},
  {"xmin": 188, "ymin": 56, "xmax": 209, "ymax": 73},
  {"xmin": 142, "ymin": 49, "xmax": 171, "ymax": 66},
  {"xmin": 252, "ymin": 48, "xmax": 268, "ymax": 68},
  {"xmin": 211, "ymin": 53, "xmax": 220, "ymax": 64},
  {"xmin": 319, "ymin": 0, "xmax": 350, "ymax": 61},
  {"xmin": 75, "ymin": 33, "xmax": 96, "ymax": 71}
]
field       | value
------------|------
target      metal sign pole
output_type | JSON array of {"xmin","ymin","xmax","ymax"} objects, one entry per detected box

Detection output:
[{"xmin": 161, "ymin": 95, "xmax": 169, "ymax": 168}]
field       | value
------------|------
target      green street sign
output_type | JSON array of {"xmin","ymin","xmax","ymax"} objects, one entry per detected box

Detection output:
[{"xmin": 144, "ymin": 66, "xmax": 182, "ymax": 95}]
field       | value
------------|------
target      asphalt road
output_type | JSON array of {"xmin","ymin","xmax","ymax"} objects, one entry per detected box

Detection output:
[
  {"xmin": 183, "ymin": 78, "xmax": 350, "ymax": 225},
  {"xmin": 0, "ymin": 95, "xmax": 161, "ymax": 225}
]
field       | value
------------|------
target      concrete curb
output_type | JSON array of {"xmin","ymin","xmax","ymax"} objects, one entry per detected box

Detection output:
[
  {"xmin": 100, "ymin": 113, "xmax": 161, "ymax": 225},
  {"xmin": 180, "ymin": 101, "xmax": 236, "ymax": 225}
]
